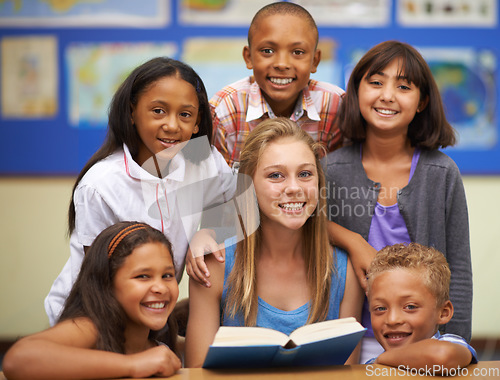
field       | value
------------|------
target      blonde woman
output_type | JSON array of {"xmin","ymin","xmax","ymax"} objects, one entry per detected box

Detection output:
[{"xmin": 185, "ymin": 118, "xmax": 363, "ymax": 367}]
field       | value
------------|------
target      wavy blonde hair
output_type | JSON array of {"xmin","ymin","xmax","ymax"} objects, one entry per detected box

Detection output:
[{"xmin": 225, "ymin": 117, "xmax": 334, "ymax": 326}]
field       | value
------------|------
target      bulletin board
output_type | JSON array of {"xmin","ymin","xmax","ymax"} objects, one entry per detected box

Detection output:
[{"xmin": 0, "ymin": 0, "xmax": 498, "ymax": 175}]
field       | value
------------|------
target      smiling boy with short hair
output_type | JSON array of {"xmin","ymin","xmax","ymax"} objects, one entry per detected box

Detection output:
[
  {"xmin": 366, "ymin": 243, "xmax": 477, "ymax": 372},
  {"xmin": 210, "ymin": 1, "xmax": 344, "ymax": 168}
]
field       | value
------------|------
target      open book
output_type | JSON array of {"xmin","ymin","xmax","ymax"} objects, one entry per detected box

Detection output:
[{"xmin": 203, "ymin": 317, "xmax": 366, "ymax": 368}]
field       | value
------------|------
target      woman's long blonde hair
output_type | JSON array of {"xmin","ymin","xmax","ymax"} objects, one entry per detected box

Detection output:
[{"xmin": 225, "ymin": 117, "xmax": 334, "ymax": 326}]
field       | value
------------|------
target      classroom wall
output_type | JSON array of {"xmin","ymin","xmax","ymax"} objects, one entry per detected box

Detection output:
[
  {"xmin": 1, "ymin": 0, "xmax": 499, "ymax": 175},
  {"xmin": 0, "ymin": 175, "xmax": 498, "ymax": 339},
  {"xmin": 1, "ymin": 0, "xmax": 499, "ymax": 341}
]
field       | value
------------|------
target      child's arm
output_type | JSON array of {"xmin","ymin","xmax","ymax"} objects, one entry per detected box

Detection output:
[
  {"xmin": 327, "ymin": 220, "xmax": 377, "ymax": 291},
  {"xmin": 339, "ymin": 256, "xmax": 364, "ymax": 364},
  {"xmin": 374, "ymin": 339, "xmax": 473, "ymax": 373},
  {"xmin": 211, "ymin": 104, "xmax": 232, "ymax": 165},
  {"xmin": 2, "ymin": 318, "xmax": 181, "ymax": 379},
  {"xmin": 185, "ymin": 228, "xmax": 224, "ymax": 287},
  {"xmin": 185, "ymin": 252, "xmax": 224, "ymax": 367},
  {"xmin": 186, "ymin": 145, "xmax": 236, "ymax": 287}
]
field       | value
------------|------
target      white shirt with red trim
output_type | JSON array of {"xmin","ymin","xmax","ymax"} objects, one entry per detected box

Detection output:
[{"xmin": 44, "ymin": 142, "xmax": 235, "ymax": 326}]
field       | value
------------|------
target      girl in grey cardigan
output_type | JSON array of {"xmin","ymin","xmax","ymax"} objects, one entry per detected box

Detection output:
[{"xmin": 323, "ymin": 41, "xmax": 472, "ymax": 363}]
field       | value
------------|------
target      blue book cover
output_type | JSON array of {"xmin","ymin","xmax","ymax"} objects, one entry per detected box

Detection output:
[{"xmin": 203, "ymin": 317, "xmax": 366, "ymax": 368}]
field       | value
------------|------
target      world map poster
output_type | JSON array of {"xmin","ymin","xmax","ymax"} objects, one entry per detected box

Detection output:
[
  {"xmin": 0, "ymin": 0, "xmax": 169, "ymax": 27},
  {"xmin": 66, "ymin": 42, "xmax": 177, "ymax": 128}
]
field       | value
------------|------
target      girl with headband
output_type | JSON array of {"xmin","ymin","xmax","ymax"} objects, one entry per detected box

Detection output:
[{"xmin": 4, "ymin": 221, "xmax": 181, "ymax": 379}]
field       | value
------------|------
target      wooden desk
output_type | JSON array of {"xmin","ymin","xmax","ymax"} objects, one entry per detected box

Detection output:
[
  {"xmin": 162, "ymin": 362, "xmax": 500, "ymax": 379},
  {"xmin": 1, "ymin": 362, "xmax": 499, "ymax": 379}
]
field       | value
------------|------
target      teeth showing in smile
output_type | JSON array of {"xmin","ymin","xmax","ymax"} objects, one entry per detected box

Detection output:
[
  {"xmin": 160, "ymin": 139, "xmax": 177, "ymax": 144},
  {"xmin": 385, "ymin": 333, "xmax": 410, "ymax": 339},
  {"xmin": 270, "ymin": 77, "xmax": 293, "ymax": 85},
  {"xmin": 145, "ymin": 302, "xmax": 165, "ymax": 309},
  {"xmin": 375, "ymin": 108, "xmax": 397, "ymax": 115},
  {"xmin": 280, "ymin": 202, "xmax": 304, "ymax": 211}
]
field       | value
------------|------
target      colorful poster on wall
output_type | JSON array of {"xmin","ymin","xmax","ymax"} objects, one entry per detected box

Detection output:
[
  {"xmin": 182, "ymin": 37, "xmax": 248, "ymax": 98},
  {"xmin": 294, "ymin": 0, "xmax": 391, "ymax": 27},
  {"xmin": 422, "ymin": 47, "xmax": 497, "ymax": 149},
  {"xmin": 1, "ymin": 35, "xmax": 58, "ymax": 118},
  {"xmin": 179, "ymin": 0, "xmax": 270, "ymax": 25},
  {"xmin": 397, "ymin": 0, "xmax": 498, "ymax": 27},
  {"xmin": 0, "ymin": 0, "xmax": 169, "ymax": 27},
  {"xmin": 66, "ymin": 42, "xmax": 177, "ymax": 128},
  {"xmin": 180, "ymin": 0, "xmax": 391, "ymax": 27},
  {"xmin": 183, "ymin": 37, "xmax": 342, "ymax": 99}
]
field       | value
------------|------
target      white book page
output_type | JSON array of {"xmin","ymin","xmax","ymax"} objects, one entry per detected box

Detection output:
[
  {"xmin": 211, "ymin": 326, "xmax": 289, "ymax": 347},
  {"xmin": 289, "ymin": 317, "xmax": 363, "ymax": 346}
]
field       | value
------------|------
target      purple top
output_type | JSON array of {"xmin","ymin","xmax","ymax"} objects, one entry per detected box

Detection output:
[{"xmin": 362, "ymin": 148, "xmax": 421, "ymax": 337}]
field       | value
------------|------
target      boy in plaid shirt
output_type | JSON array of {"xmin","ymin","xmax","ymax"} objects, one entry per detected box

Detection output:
[{"xmin": 210, "ymin": 1, "xmax": 343, "ymax": 168}]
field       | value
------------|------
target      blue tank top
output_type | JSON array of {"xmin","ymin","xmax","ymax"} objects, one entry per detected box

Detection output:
[{"xmin": 220, "ymin": 236, "xmax": 348, "ymax": 336}]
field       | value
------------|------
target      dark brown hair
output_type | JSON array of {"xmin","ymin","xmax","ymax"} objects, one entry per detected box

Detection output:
[
  {"xmin": 59, "ymin": 221, "xmax": 179, "ymax": 355},
  {"xmin": 338, "ymin": 40, "xmax": 456, "ymax": 149}
]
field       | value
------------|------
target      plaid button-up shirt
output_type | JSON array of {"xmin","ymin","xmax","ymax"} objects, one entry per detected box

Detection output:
[{"xmin": 210, "ymin": 76, "xmax": 344, "ymax": 167}]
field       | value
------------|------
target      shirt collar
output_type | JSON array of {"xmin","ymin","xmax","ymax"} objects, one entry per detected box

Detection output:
[
  {"xmin": 245, "ymin": 80, "xmax": 321, "ymax": 122},
  {"xmin": 431, "ymin": 331, "xmax": 442, "ymax": 340},
  {"xmin": 123, "ymin": 143, "xmax": 186, "ymax": 183},
  {"xmin": 300, "ymin": 86, "xmax": 320, "ymax": 121},
  {"xmin": 246, "ymin": 80, "xmax": 269, "ymax": 122}
]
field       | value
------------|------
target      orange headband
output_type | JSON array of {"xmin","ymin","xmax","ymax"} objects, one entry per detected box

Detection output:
[{"xmin": 108, "ymin": 224, "xmax": 148, "ymax": 258}]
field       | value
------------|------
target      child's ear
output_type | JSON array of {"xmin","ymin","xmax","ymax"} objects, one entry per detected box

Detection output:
[
  {"xmin": 437, "ymin": 300, "xmax": 454, "ymax": 325},
  {"xmin": 193, "ymin": 113, "xmax": 201, "ymax": 135},
  {"xmin": 417, "ymin": 96, "xmax": 429, "ymax": 113},
  {"xmin": 311, "ymin": 48, "xmax": 321, "ymax": 74},
  {"xmin": 243, "ymin": 46, "xmax": 253, "ymax": 70}
]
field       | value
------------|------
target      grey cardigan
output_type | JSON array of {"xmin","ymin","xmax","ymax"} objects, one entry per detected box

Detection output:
[{"xmin": 323, "ymin": 143, "xmax": 472, "ymax": 341}]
